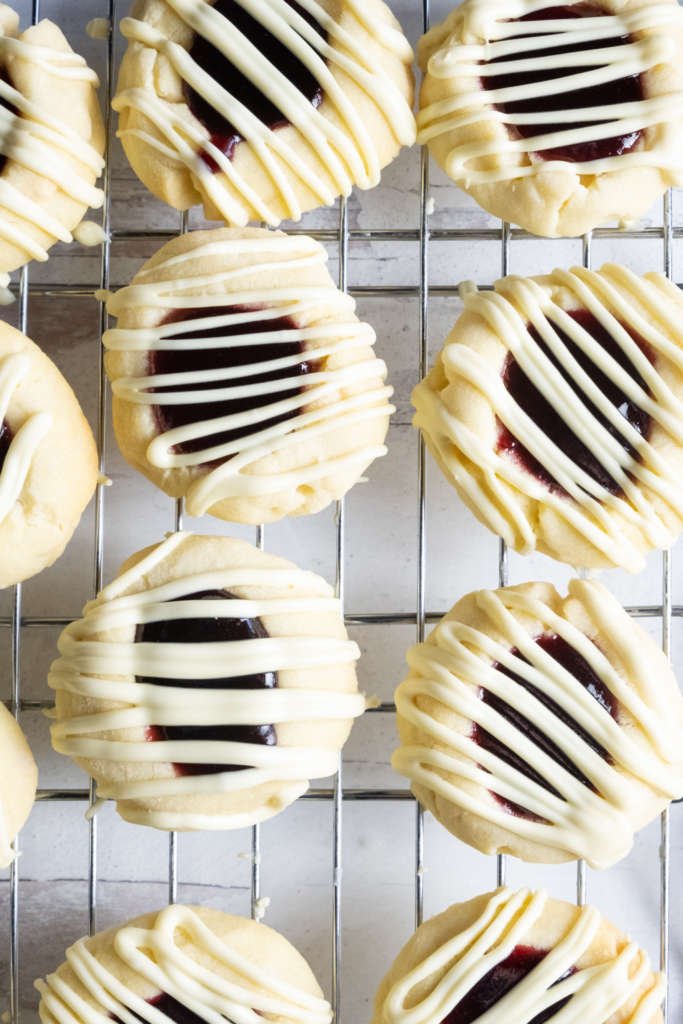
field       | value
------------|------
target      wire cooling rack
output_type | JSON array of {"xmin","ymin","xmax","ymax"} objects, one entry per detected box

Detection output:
[{"xmin": 1, "ymin": 0, "xmax": 681, "ymax": 1021}]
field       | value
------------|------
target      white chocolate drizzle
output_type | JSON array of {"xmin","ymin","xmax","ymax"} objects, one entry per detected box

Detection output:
[
  {"xmin": 49, "ymin": 532, "xmax": 364, "ymax": 829},
  {"xmin": 0, "ymin": 19, "xmax": 104, "ymax": 274},
  {"xmin": 73, "ymin": 220, "xmax": 107, "ymax": 247},
  {"xmin": 393, "ymin": 579, "xmax": 683, "ymax": 867},
  {"xmin": 0, "ymin": 352, "xmax": 51, "ymax": 526},
  {"xmin": 103, "ymin": 233, "xmax": 393, "ymax": 518},
  {"xmin": 417, "ymin": 0, "xmax": 683, "ymax": 185},
  {"xmin": 413, "ymin": 263, "xmax": 683, "ymax": 571},
  {"xmin": 36, "ymin": 904, "xmax": 333, "ymax": 1024},
  {"xmin": 114, "ymin": 0, "xmax": 415, "ymax": 225},
  {"xmin": 86, "ymin": 18, "xmax": 111, "ymax": 40},
  {"xmin": 380, "ymin": 888, "xmax": 664, "ymax": 1024}
]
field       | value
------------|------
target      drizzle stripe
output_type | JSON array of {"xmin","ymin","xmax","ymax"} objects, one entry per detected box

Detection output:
[
  {"xmin": 417, "ymin": 0, "xmax": 683, "ymax": 184},
  {"xmin": 393, "ymin": 580, "xmax": 683, "ymax": 867},
  {"xmin": 49, "ymin": 533, "xmax": 364, "ymax": 814},
  {"xmin": 114, "ymin": 0, "xmax": 415, "ymax": 225},
  {"xmin": 0, "ymin": 353, "xmax": 51, "ymax": 525},
  {"xmin": 103, "ymin": 233, "xmax": 393, "ymax": 516},
  {"xmin": 380, "ymin": 888, "xmax": 664, "ymax": 1024},
  {"xmin": 412, "ymin": 264, "xmax": 683, "ymax": 570},
  {"xmin": 0, "ymin": 21, "xmax": 104, "ymax": 292},
  {"xmin": 36, "ymin": 905, "xmax": 332, "ymax": 1024}
]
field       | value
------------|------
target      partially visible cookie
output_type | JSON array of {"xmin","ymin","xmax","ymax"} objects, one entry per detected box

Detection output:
[
  {"xmin": 417, "ymin": 0, "xmax": 683, "ymax": 238},
  {"xmin": 372, "ymin": 888, "xmax": 664, "ymax": 1024},
  {"xmin": 393, "ymin": 578, "xmax": 683, "ymax": 867},
  {"xmin": 0, "ymin": 703, "xmax": 37, "ymax": 868},
  {"xmin": 103, "ymin": 226, "xmax": 394, "ymax": 524},
  {"xmin": 36, "ymin": 904, "xmax": 332, "ymax": 1024},
  {"xmin": 413, "ymin": 264, "xmax": 683, "ymax": 571},
  {"xmin": 49, "ymin": 531, "xmax": 365, "ymax": 831},
  {"xmin": 0, "ymin": 5, "xmax": 105, "ymax": 294},
  {"xmin": 113, "ymin": 0, "xmax": 416, "ymax": 225},
  {"xmin": 0, "ymin": 321, "xmax": 98, "ymax": 588}
]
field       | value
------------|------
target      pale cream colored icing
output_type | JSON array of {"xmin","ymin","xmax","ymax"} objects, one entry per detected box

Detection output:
[
  {"xmin": 412, "ymin": 264, "xmax": 683, "ymax": 572},
  {"xmin": 417, "ymin": 0, "xmax": 683, "ymax": 185},
  {"xmin": 393, "ymin": 579, "xmax": 683, "ymax": 868},
  {"xmin": 49, "ymin": 532, "xmax": 364, "ymax": 826},
  {"xmin": 0, "ymin": 19, "xmax": 105, "ymax": 290},
  {"xmin": 86, "ymin": 18, "xmax": 111, "ymax": 40},
  {"xmin": 36, "ymin": 904, "xmax": 333, "ymax": 1024},
  {"xmin": 379, "ymin": 888, "xmax": 664, "ymax": 1024},
  {"xmin": 72, "ymin": 220, "xmax": 107, "ymax": 246},
  {"xmin": 114, "ymin": 0, "xmax": 416, "ymax": 225},
  {"xmin": 0, "ymin": 351, "xmax": 51, "ymax": 526},
  {"xmin": 103, "ymin": 233, "xmax": 393, "ymax": 518}
]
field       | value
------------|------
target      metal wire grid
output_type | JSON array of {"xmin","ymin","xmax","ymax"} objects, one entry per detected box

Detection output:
[{"xmin": 1, "ymin": 0, "xmax": 680, "ymax": 1020}]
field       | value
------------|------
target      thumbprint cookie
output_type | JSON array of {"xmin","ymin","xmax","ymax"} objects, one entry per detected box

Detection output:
[
  {"xmin": 49, "ymin": 531, "xmax": 365, "ymax": 831},
  {"xmin": 0, "ymin": 322, "xmax": 98, "ymax": 589},
  {"xmin": 0, "ymin": 703, "xmax": 37, "ymax": 868},
  {"xmin": 0, "ymin": 5, "xmax": 104, "ymax": 297},
  {"xmin": 113, "ymin": 0, "xmax": 416, "ymax": 226},
  {"xmin": 393, "ymin": 579, "xmax": 683, "ymax": 867},
  {"xmin": 371, "ymin": 887, "xmax": 664, "ymax": 1024},
  {"xmin": 103, "ymin": 227, "xmax": 393, "ymax": 523},
  {"xmin": 36, "ymin": 904, "xmax": 332, "ymax": 1024},
  {"xmin": 417, "ymin": 0, "xmax": 683, "ymax": 238},
  {"xmin": 413, "ymin": 264, "xmax": 683, "ymax": 572}
]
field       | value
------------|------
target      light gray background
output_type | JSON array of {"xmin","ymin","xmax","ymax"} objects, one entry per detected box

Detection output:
[{"xmin": 1, "ymin": 0, "xmax": 682, "ymax": 1021}]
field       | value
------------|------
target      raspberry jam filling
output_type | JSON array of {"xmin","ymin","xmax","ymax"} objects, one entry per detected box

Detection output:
[
  {"xmin": 114, "ymin": 992, "xmax": 261, "ymax": 1024},
  {"xmin": 0, "ymin": 419, "xmax": 12, "ymax": 470},
  {"xmin": 497, "ymin": 308, "xmax": 651, "ymax": 495},
  {"xmin": 472, "ymin": 633, "xmax": 617, "ymax": 821},
  {"xmin": 136, "ymin": 589, "xmax": 276, "ymax": 776},
  {"xmin": 151, "ymin": 305, "xmax": 319, "ymax": 461},
  {"xmin": 481, "ymin": 4, "xmax": 644, "ymax": 163},
  {"xmin": 185, "ymin": 0, "xmax": 326, "ymax": 168},
  {"xmin": 443, "ymin": 945, "xmax": 574, "ymax": 1024}
]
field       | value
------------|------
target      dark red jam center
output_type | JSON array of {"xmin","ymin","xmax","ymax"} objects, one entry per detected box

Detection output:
[
  {"xmin": 113, "ymin": 994, "xmax": 212, "ymax": 1024},
  {"xmin": 151, "ymin": 304, "xmax": 318, "ymax": 461},
  {"xmin": 136, "ymin": 589, "xmax": 276, "ymax": 777},
  {"xmin": 481, "ymin": 4, "xmax": 644, "ymax": 162},
  {"xmin": 497, "ymin": 308, "xmax": 651, "ymax": 496},
  {"xmin": 473, "ymin": 633, "xmax": 617, "ymax": 821},
  {"xmin": 184, "ymin": 0, "xmax": 326, "ymax": 168},
  {"xmin": 0, "ymin": 419, "xmax": 12, "ymax": 470},
  {"xmin": 443, "ymin": 945, "xmax": 574, "ymax": 1024}
]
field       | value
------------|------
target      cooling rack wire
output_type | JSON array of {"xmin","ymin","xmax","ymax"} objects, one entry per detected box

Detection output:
[{"xmin": 2, "ymin": 0, "xmax": 680, "ymax": 1020}]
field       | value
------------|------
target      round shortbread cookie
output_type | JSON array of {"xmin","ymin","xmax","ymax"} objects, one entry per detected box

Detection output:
[
  {"xmin": 103, "ymin": 226, "xmax": 394, "ymax": 524},
  {"xmin": 393, "ymin": 578, "xmax": 683, "ymax": 867},
  {"xmin": 0, "ymin": 321, "xmax": 98, "ymax": 588},
  {"xmin": 36, "ymin": 903, "xmax": 332, "ymax": 1024},
  {"xmin": 113, "ymin": 0, "xmax": 416, "ymax": 226},
  {"xmin": 417, "ymin": 0, "xmax": 683, "ymax": 238},
  {"xmin": 49, "ymin": 531, "xmax": 365, "ymax": 831},
  {"xmin": 413, "ymin": 263, "xmax": 683, "ymax": 572},
  {"xmin": 0, "ymin": 703, "xmax": 37, "ymax": 868},
  {"xmin": 371, "ymin": 887, "xmax": 664, "ymax": 1024},
  {"xmin": 0, "ymin": 4, "xmax": 105, "ymax": 294}
]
